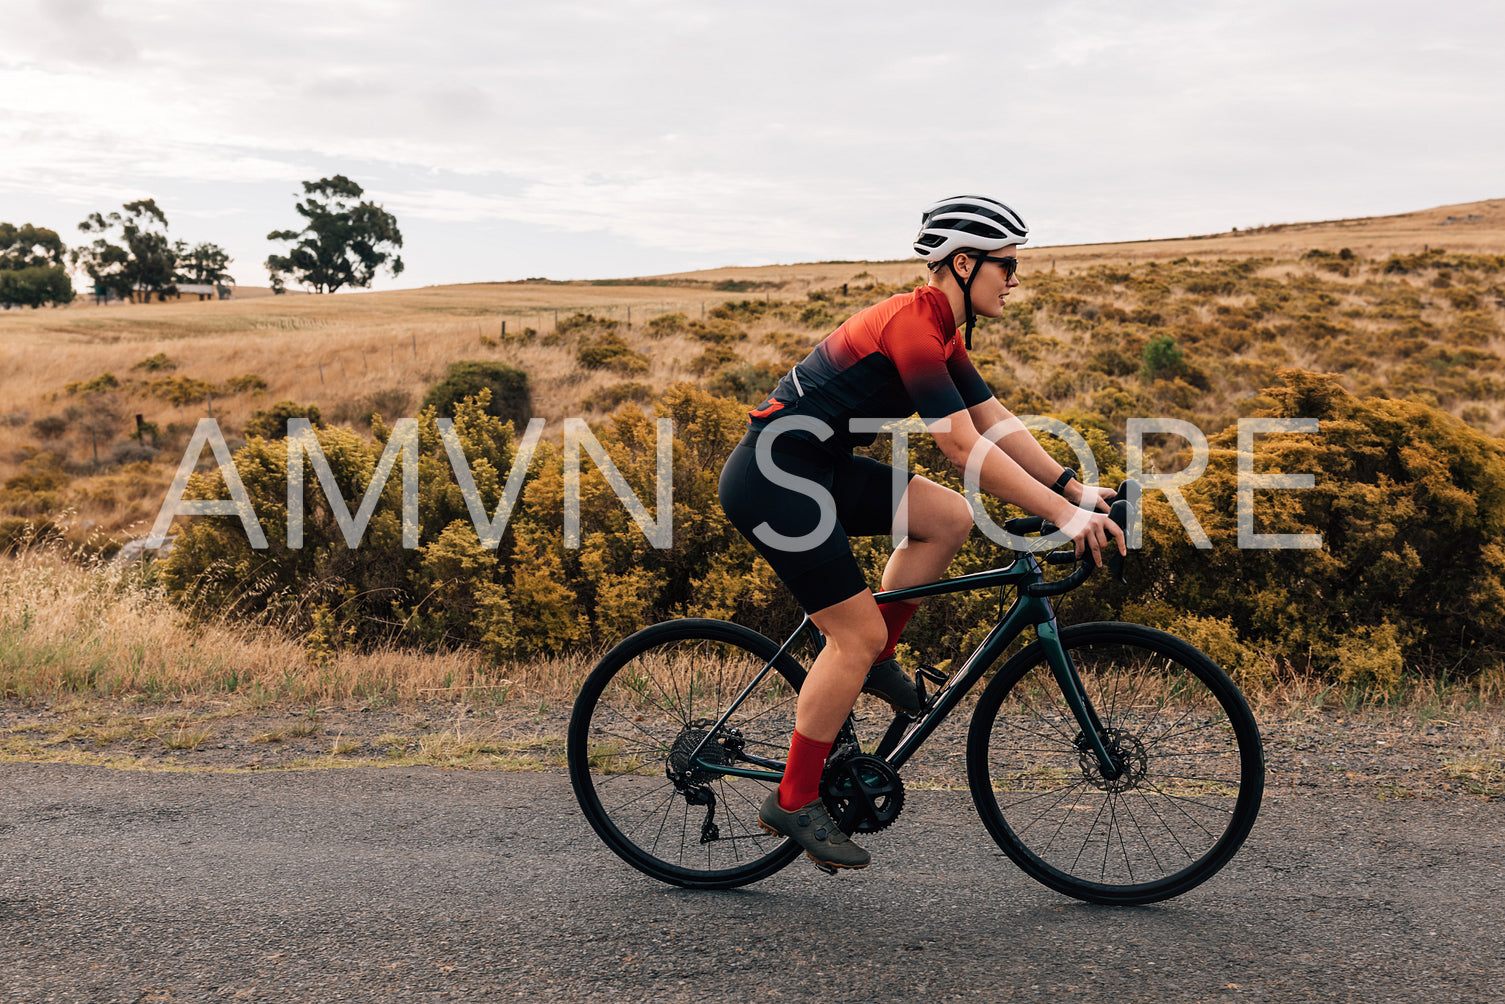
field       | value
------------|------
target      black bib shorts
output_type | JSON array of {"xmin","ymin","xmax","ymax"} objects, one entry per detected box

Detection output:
[{"xmin": 717, "ymin": 430, "xmax": 915, "ymax": 615}]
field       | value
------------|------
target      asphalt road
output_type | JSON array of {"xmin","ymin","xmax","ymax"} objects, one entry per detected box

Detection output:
[{"xmin": 2, "ymin": 764, "xmax": 1501, "ymax": 1003}]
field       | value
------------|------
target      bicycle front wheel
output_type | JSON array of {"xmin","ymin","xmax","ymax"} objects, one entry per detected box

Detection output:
[
  {"xmin": 567, "ymin": 618, "xmax": 806, "ymax": 889},
  {"xmin": 967, "ymin": 622, "xmax": 1264, "ymax": 905}
]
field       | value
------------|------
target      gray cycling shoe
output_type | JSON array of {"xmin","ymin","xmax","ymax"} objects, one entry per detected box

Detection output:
[
  {"xmin": 862, "ymin": 657, "xmax": 924, "ymax": 715},
  {"xmin": 757, "ymin": 790, "xmax": 871, "ymax": 870}
]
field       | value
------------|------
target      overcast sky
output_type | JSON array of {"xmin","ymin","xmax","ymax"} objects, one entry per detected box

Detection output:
[{"xmin": 2, "ymin": 0, "xmax": 1501, "ymax": 290}]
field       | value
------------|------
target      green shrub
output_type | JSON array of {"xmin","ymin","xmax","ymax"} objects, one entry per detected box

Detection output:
[
  {"xmin": 155, "ymin": 383, "xmax": 792, "ymax": 660},
  {"xmin": 1130, "ymin": 369, "xmax": 1505, "ymax": 679},
  {"xmin": 161, "ymin": 392, "xmax": 539, "ymax": 648},
  {"xmin": 31, "ymin": 415, "xmax": 68, "ymax": 441},
  {"xmin": 421, "ymin": 361, "xmax": 532, "ymax": 429},
  {"xmin": 0, "ymin": 453, "xmax": 70, "ymax": 518},
  {"xmin": 577, "ymin": 332, "xmax": 649, "ymax": 374},
  {"xmin": 144, "ymin": 376, "xmax": 218, "ymax": 406},
  {"xmin": 65, "ymin": 372, "xmax": 120, "ymax": 395},
  {"xmin": 685, "ymin": 318, "xmax": 743, "ymax": 344},
  {"xmin": 225, "ymin": 373, "xmax": 269, "ymax": 394},
  {"xmin": 557, "ymin": 311, "xmax": 618, "ymax": 334},
  {"xmin": 1140, "ymin": 335, "xmax": 1186, "ymax": 380},
  {"xmin": 645, "ymin": 312, "xmax": 687, "ymax": 337},
  {"xmin": 133, "ymin": 353, "xmax": 176, "ymax": 372},
  {"xmin": 691, "ymin": 344, "xmax": 739, "ymax": 375},
  {"xmin": 246, "ymin": 400, "xmax": 323, "ymax": 441},
  {"xmin": 583, "ymin": 381, "xmax": 655, "ymax": 412},
  {"xmin": 502, "ymin": 383, "xmax": 793, "ymax": 649},
  {"xmin": 706, "ymin": 362, "xmax": 783, "ymax": 404}
]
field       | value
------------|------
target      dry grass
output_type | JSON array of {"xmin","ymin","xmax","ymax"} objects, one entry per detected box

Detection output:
[
  {"xmin": 0, "ymin": 278, "xmax": 833, "ymax": 537},
  {"xmin": 0, "ymin": 543, "xmax": 594, "ymax": 705},
  {"xmin": 1038, "ymin": 196, "xmax": 1505, "ymax": 267},
  {"xmin": 4, "ymin": 534, "xmax": 1504, "ymax": 718}
]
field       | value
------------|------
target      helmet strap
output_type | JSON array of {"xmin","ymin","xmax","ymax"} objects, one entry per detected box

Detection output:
[{"xmin": 944, "ymin": 253, "xmax": 980, "ymax": 349}]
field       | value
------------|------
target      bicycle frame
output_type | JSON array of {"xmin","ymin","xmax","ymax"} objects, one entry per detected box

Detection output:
[{"xmin": 687, "ymin": 550, "xmax": 1123, "ymax": 783}]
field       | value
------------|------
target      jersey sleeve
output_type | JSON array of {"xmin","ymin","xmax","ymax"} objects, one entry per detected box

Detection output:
[
  {"xmin": 884, "ymin": 310, "xmax": 993, "ymax": 421},
  {"xmin": 882, "ymin": 318, "xmax": 971, "ymax": 425},
  {"xmin": 946, "ymin": 343, "xmax": 995, "ymax": 409}
]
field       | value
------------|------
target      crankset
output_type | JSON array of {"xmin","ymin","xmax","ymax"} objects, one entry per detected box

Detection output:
[{"xmin": 820, "ymin": 748, "xmax": 905, "ymax": 834}]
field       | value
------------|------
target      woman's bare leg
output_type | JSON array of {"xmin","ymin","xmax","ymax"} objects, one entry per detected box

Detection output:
[
  {"xmin": 796, "ymin": 590, "xmax": 886, "ymax": 742},
  {"xmin": 880, "ymin": 475, "xmax": 974, "ymax": 595}
]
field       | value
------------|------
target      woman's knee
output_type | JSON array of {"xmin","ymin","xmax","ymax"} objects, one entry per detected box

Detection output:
[
  {"xmin": 905, "ymin": 479, "xmax": 974, "ymax": 547},
  {"xmin": 813, "ymin": 599, "xmax": 887, "ymax": 666},
  {"xmin": 937, "ymin": 486, "xmax": 974, "ymax": 545}
]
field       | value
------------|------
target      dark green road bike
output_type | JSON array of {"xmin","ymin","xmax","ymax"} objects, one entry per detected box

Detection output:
[{"xmin": 567, "ymin": 494, "xmax": 1264, "ymax": 905}]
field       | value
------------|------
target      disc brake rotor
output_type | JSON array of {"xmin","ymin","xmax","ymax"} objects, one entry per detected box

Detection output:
[{"xmin": 1076, "ymin": 727, "xmax": 1148, "ymax": 793}]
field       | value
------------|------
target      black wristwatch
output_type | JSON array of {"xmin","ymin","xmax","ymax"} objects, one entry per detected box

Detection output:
[{"xmin": 1051, "ymin": 467, "xmax": 1077, "ymax": 496}]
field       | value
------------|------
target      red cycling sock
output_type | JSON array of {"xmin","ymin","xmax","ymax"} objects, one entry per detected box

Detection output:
[
  {"xmin": 875, "ymin": 600, "xmax": 919, "ymax": 663},
  {"xmin": 778, "ymin": 729, "xmax": 834, "ymax": 812}
]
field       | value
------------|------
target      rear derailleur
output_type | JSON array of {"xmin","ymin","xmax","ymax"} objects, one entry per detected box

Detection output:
[{"xmin": 666, "ymin": 719, "xmax": 742, "ymax": 844}]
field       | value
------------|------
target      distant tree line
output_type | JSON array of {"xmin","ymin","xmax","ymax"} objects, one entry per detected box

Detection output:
[{"xmin": 1, "ymin": 174, "xmax": 403, "ymax": 308}]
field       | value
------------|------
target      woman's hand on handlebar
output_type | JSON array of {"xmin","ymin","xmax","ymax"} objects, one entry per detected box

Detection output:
[
  {"xmin": 1055, "ymin": 500, "xmax": 1126, "ymax": 568},
  {"xmin": 1067, "ymin": 481, "xmax": 1116, "ymax": 514}
]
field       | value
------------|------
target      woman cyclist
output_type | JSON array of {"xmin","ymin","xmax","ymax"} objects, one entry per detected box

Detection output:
[{"xmin": 716, "ymin": 195, "xmax": 1125, "ymax": 871}]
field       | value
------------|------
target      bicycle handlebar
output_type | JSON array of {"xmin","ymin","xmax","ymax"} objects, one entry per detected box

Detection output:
[{"xmin": 1005, "ymin": 480, "xmax": 1137, "ymax": 597}]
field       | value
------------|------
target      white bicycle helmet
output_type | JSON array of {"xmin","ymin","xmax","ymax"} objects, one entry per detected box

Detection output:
[
  {"xmin": 913, "ymin": 195, "xmax": 1028, "ymax": 262},
  {"xmin": 913, "ymin": 195, "xmax": 1028, "ymax": 348}
]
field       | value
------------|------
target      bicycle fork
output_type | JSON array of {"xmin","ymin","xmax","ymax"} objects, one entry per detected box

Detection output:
[{"xmin": 1038, "ymin": 619, "xmax": 1122, "ymax": 782}]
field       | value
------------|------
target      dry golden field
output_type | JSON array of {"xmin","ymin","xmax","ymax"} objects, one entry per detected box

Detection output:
[{"xmin": 0, "ymin": 196, "xmax": 1501, "ymax": 543}]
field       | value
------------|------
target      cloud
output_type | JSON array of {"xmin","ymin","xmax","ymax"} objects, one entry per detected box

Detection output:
[{"xmin": 2, "ymin": 0, "xmax": 1502, "ymax": 286}]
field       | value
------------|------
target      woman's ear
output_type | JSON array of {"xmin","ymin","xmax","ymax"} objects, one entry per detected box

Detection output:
[{"xmin": 951, "ymin": 252, "xmax": 972, "ymax": 279}]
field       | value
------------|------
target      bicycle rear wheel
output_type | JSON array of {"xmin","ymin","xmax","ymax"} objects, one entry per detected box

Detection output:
[
  {"xmin": 967, "ymin": 622, "xmax": 1264, "ymax": 905},
  {"xmin": 568, "ymin": 618, "xmax": 806, "ymax": 888}
]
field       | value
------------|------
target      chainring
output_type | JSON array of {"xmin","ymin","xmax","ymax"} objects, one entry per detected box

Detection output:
[{"xmin": 820, "ymin": 750, "xmax": 905, "ymax": 834}]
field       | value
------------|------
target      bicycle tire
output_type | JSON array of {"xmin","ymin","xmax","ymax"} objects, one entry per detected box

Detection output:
[
  {"xmin": 966, "ymin": 622, "xmax": 1264, "ymax": 905},
  {"xmin": 568, "ymin": 618, "xmax": 806, "ymax": 888}
]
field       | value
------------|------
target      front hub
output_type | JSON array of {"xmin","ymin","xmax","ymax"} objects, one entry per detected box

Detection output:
[{"xmin": 1076, "ymin": 727, "xmax": 1148, "ymax": 793}]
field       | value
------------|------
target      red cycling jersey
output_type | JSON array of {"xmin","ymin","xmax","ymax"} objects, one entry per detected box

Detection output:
[{"xmin": 748, "ymin": 285, "xmax": 994, "ymax": 452}]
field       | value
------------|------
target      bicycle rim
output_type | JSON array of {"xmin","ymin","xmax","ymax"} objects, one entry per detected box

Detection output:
[
  {"xmin": 567, "ymin": 619, "xmax": 805, "ymax": 888},
  {"xmin": 967, "ymin": 622, "xmax": 1264, "ymax": 905}
]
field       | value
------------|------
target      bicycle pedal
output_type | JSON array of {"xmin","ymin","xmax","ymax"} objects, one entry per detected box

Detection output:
[
  {"xmin": 810, "ymin": 860, "xmax": 838, "ymax": 876},
  {"xmin": 915, "ymin": 665, "xmax": 947, "ymax": 686}
]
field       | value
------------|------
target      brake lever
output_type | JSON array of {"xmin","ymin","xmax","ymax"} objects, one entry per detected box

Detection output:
[{"xmin": 1106, "ymin": 494, "xmax": 1132, "ymax": 584}]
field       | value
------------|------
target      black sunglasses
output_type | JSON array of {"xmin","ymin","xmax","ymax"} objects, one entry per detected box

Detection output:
[{"xmin": 973, "ymin": 255, "xmax": 1019, "ymax": 279}]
